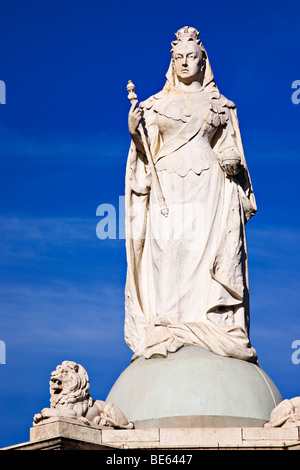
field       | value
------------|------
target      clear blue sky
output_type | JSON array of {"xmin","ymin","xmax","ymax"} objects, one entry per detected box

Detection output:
[{"xmin": 0, "ymin": 0, "xmax": 299, "ymax": 448}]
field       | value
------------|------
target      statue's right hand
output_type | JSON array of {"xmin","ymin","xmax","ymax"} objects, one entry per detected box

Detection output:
[{"xmin": 128, "ymin": 101, "xmax": 142, "ymax": 136}]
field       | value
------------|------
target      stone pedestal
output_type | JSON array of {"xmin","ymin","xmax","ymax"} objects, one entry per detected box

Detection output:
[
  {"xmin": 2, "ymin": 418, "xmax": 300, "ymax": 450},
  {"xmin": 106, "ymin": 346, "xmax": 282, "ymax": 429}
]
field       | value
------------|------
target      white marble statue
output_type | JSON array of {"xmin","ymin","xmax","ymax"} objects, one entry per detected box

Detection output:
[
  {"xmin": 33, "ymin": 361, "xmax": 134, "ymax": 429},
  {"xmin": 264, "ymin": 397, "xmax": 300, "ymax": 428},
  {"xmin": 125, "ymin": 26, "xmax": 258, "ymax": 362}
]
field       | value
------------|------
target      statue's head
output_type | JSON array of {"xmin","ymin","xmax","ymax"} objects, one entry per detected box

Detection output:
[
  {"xmin": 164, "ymin": 26, "xmax": 216, "ymax": 92},
  {"xmin": 171, "ymin": 27, "xmax": 206, "ymax": 85}
]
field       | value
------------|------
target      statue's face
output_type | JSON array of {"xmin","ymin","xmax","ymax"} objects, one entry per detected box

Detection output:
[{"xmin": 172, "ymin": 41, "xmax": 203, "ymax": 84}]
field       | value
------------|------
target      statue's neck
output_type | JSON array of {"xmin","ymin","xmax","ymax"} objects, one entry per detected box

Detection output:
[{"xmin": 176, "ymin": 80, "xmax": 203, "ymax": 93}]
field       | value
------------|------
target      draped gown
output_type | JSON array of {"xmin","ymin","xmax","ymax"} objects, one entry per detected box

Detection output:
[{"xmin": 124, "ymin": 82, "xmax": 258, "ymax": 363}]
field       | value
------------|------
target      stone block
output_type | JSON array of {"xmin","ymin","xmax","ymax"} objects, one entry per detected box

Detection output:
[
  {"xmin": 160, "ymin": 427, "xmax": 242, "ymax": 448},
  {"xmin": 102, "ymin": 428, "xmax": 159, "ymax": 444},
  {"xmin": 30, "ymin": 417, "xmax": 103, "ymax": 445},
  {"xmin": 242, "ymin": 426, "xmax": 299, "ymax": 441}
]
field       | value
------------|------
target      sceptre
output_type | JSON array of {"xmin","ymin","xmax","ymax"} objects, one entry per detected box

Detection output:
[{"xmin": 127, "ymin": 80, "xmax": 169, "ymax": 217}]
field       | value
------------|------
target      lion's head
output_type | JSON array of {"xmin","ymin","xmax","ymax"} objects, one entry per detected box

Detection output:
[{"xmin": 49, "ymin": 360, "xmax": 91, "ymax": 408}]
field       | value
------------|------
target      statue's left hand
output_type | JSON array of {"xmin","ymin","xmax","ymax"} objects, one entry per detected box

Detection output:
[{"xmin": 219, "ymin": 156, "xmax": 242, "ymax": 176}]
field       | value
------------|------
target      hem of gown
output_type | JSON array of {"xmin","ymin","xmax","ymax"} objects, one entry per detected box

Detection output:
[{"xmin": 131, "ymin": 319, "xmax": 258, "ymax": 364}]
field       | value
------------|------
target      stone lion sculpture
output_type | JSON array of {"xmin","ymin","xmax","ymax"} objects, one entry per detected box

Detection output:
[
  {"xmin": 264, "ymin": 397, "xmax": 300, "ymax": 428},
  {"xmin": 33, "ymin": 361, "xmax": 134, "ymax": 429}
]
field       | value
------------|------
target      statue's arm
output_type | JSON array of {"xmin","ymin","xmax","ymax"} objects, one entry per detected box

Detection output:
[
  {"xmin": 210, "ymin": 101, "xmax": 243, "ymax": 176},
  {"xmin": 127, "ymin": 102, "xmax": 158, "ymax": 194}
]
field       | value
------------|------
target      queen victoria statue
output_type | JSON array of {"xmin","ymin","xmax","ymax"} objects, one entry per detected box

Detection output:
[{"xmin": 124, "ymin": 26, "xmax": 258, "ymax": 364}]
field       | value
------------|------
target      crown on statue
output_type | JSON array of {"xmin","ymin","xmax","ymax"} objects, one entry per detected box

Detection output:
[
  {"xmin": 174, "ymin": 26, "xmax": 200, "ymax": 42},
  {"xmin": 171, "ymin": 26, "xmax": 201, "ymax": 51}
]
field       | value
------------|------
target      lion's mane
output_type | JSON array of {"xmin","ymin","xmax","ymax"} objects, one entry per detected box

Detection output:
[{"xmin": 49, "ymin": 361, "xmax": 92, "ymax": 408}]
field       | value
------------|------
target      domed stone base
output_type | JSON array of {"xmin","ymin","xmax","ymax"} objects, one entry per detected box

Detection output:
[{"xmin": 106, "ymin": 346, "xmax": 283, "ymax": 428}]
